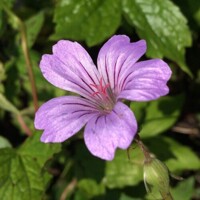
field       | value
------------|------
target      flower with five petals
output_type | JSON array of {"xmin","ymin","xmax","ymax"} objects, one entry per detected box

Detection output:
[{"xmin": 34, "ymin": 35, "xmax": 171, "ymax": 160}]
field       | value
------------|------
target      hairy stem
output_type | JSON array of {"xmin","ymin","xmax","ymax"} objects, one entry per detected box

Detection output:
[{"xmin": 135, "ymin": 134, "xmax": 152, "ymax": 163}]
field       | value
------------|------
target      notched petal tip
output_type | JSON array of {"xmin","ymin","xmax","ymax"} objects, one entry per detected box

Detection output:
[
  {"xmin": 84, "ymin": 102, "xmax": 137, "ymax": 161},
  {"xmin": 34, "ymin": 108, "xmax": 45, "ymax": 130},
  {"xmin": 137, "ymin": 39, "xmax": 147, "ymax": 50},
  {"xmin": 40, "ymin": 135, "xmax": 50, "ymax": 143},
  {"xmin": 119, "ymin": 58, "xmax": 172, "ymax": 101}
]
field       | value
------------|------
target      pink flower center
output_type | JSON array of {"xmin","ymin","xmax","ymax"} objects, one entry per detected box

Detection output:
[
  {"xmin": 90, "ymin": 77, "xmax": 110, "ymax": 97},
  {"xmin": 90, "ymin": 77, "xmax": 116, "ymax": 112}
]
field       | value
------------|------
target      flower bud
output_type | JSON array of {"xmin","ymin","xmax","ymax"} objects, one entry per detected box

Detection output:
[{"xmin": 143, "ymin": 158, "xmax": 173, "ymax": 200}]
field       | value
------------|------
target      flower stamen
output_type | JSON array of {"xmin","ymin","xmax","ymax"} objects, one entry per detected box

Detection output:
[
  {"xmin": 90, "ymin": 77, "xmax": 110, "ymax": 97},
  {"xmin": 90, "ymin": 77, "xmax": 115, "ymax": 111}
]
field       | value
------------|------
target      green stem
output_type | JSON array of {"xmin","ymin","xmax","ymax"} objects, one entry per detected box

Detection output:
[{"xmin": 3, "ymin": 7, "xmax": 39, "ymax": 112}]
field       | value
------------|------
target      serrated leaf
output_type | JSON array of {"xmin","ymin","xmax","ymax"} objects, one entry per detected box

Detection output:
[
  {"xmin": 0, "ymin": 132, "xmax": 61, "ymax": 200},
  {"xmin": 145, "ymin": 137, "xmax": 200, "ymax": 172},
  {"xmin": 25, "ymin": 11, "xmax": 45, "ymax": 48},
  {"xmin": 52, "ymin": 0, "xmax": 121, "ymax": 46},
  {"xmin": 18, "ymin": 132, "xmax": 61, "ymax": 167},
  {"xmin": 131, "ymin": 95, "xmax": 184, "ymax": 138},
  {"xmin": 123, "ymin": 0, "xmax": 192, "ymax": 76},
  {"xmin": 104, "ymin": 147, "xmax": 144, "ymax": 189}
]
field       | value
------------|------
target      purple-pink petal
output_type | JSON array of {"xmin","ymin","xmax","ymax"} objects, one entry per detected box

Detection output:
[
  {"xmin": 97, "ymin": 35, "xmax": 146, "ymax": 93},
  {"xmin": 40, "ymin": 41, "xmax": 100, "ymax": 100},
  {"xmin": 118, "ymin": 59, "xmax": 172, "ymax": 101},
  {"xmin": 35, "ymin": 96, "xmax": 98, "ymax": 143},
  {"xmin": 84, "ymin": 102, "xmax": 137, "ymax": 160},
  {"xmin": 35, "ymin": 35, "xmax": 172, "ymax": 160},
  {"xmin": 52, "ymin": 40, "xmax": 100, "ymax": 85}
]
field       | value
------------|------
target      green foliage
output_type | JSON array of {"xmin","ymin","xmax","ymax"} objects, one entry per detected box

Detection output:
[
  {"xmin": 104, "ymin": 147, "xmax": 144, "ymax": 188},
  {"xmin": 78, "ymin": 179, "xmax": 105, "ymax": 199},
  {"xmin": 52, "ymin": 0, "xmax": 121, "ymax": 46},
  {"xmin": 146, "ymin": 137, "xmax": 200, "ymax": 172},
  {"xmin": 25, "ymin": 12, "xmax": 45, "ymax": 48},
  {"xmin": 0, "ymin": 93, "xmax": 19, "ymax": 114},
  {"xmin": 122, "ymin": 0, "xmax": 192, "ymax": 76},
  {"xmin": 131, "ymin": 95, "xmax": 184, "ymax": 138},
  {"xmin": 0, "ymin": 133, "xmax": 61, "ymax": 200},
  {"xmin": 0, "ymin": 0, "xmax": 199, "ymax": 199},
  {"xmin": 171, "ymin": 177, "xmax": 195, "ymax": 200}
]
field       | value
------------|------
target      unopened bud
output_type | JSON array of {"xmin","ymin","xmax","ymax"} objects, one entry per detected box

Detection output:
[{"xmin": 143, "ymin": 158, "xmax": 173, "ymax": 200}]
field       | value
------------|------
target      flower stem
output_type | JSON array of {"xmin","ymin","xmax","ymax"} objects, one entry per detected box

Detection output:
[
  {"xmin": 134, "ymin": 134, "xmax": 152, "ymax": 163},
  {"xmin": 17, "ymin": 114, "xmax": 32, "ymax": 136},
  {"xmin": 20, "ymin": 22, "xmax": 39, "ymax": 112},
  {"xmin": 3, "ymin": 7, "xmax": 39, "ymax": 112}
]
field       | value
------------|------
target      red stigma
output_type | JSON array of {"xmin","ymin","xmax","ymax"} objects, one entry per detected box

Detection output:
[{"xmin": 90, "ymin": 77, "xmax": 110, "ymax": 97}]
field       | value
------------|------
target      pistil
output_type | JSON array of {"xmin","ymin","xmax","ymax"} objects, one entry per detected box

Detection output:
[{"xmin": 90, "ymin": 77, "xmax": 116, "ymax": 112}]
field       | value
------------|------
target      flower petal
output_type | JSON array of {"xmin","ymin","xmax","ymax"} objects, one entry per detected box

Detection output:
[
  {"xmin": 34, "ymin": 96, "xmax": 98, "ymax": 143},
  {"xmin": 97, "ymin": 35, "xmax": 146, "ymax": 92},
  {"xmin": 84, "ymin": 102, "xmax": 137, "ymax": 160},
  {"xmin": 118, "ymin": 59, "xmax": 172, "ymax": 101},
  {"xmin": 40, "ymin": 40, "xmax": 100, "ymax": 98}
]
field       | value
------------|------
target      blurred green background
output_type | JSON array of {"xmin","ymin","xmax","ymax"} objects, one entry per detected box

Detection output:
[{"xmin": 0, "ymin": 0, "xmax": 200, "ymax": 199}]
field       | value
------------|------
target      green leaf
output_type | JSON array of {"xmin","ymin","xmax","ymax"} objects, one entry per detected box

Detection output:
[
  {"xmin": 123, "ymin": 0, "xmax": 192, "ymax": 76},
  {"xmin": 164, "ymin": 138, "xmax": 200, "ymax": 172},
  {"xmin": 173, "ymin": 0, "xmax": 200, "ymax": 27},
  {"xmin": 131, "ymin": 95, "xmax": 184, "ymax": 138},
  {"xmin": 0, "ymin": 93, "xmax": 19, "ymax": 114},
  {"xmin": 78, "ymin": 179, "xmax": 105, "ymax": 199},
  {"xmin": 145, "ymin": 137, "xmax": 200, "ymax": 172},
  {"xmin": 0, "ymin": 136, "xmax": 12, "ymax": 148},
  {"xmin": 0, "ymin": 0, "xmax": 14, "ymax": 37},
  {"xmin": 171, "ymin": 177, "xmax": 195, "ymax": 200},
  {"xmin": 18, "ymin": 132, "xmax": 61, "ymax": 167},
  {"xmin": 25, "ymin": 11, "xmax": 45, "ymax": 48},
  {"xmin": 104, "ymin": 146, "xmax": 144, "ymax": 189},
  {"xmin": 52, "ymin": 0, "xmax": 121, "ymax": 46},
  {"xmin": 0, "ymin": 132, "xmax": 61, "ymax": 200}
]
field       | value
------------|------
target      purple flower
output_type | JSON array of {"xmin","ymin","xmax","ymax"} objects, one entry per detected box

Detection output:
[{"xmin": 34, "ymin": 35, "xmax": 171, "ymax": 160}]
